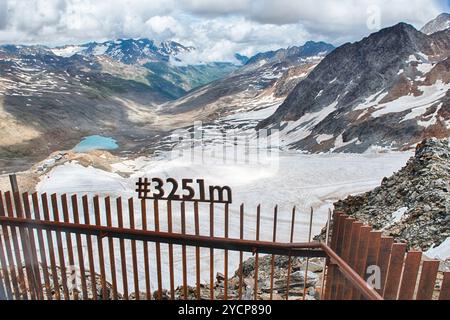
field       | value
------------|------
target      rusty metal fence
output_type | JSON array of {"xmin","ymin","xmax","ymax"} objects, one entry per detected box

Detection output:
[
  {"xmin": 0, "ymin": 190, "xmax": 448, "ymax": 300},
  {"xmin": 325, "ymin": 212, "xmax": 450, "ymax": 300}
]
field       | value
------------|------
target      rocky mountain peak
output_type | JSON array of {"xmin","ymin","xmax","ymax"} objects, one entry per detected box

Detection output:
[
  {"xmin": 244, "ymin": 41, "xmax": 334, "ymax": 68},
  {"xmin": 334, "ymin": 138, "xmax": 450, "ymax": 252},
  {"xmin": 258, "ymin": 22, "xmax": 449, "ymax": 153},
  {"xmin": 421, "ymin": 12, "xmax": 450, "ymax": 35}
]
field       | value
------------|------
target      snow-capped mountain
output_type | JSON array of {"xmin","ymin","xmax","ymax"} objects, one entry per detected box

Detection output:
[
  {"xmin": 259, "ymin": 23, "xmax": 450, "ymax": 153},
  {"xmin": 50, "ymin": 38, "xmax": 241, "ymax": 94},
  {"xmin": 0, "ymin": 40, "xmax": 241, "ymax": 170},
  {"xmin": 163, "ymin": 41, "xmax": 335, "ymax": 122},
  {"xmin": 244, "ymin": 41, "xmax": 335, "ymax": 70},
  {"xmin": 52, "ymin": 39, "xmax": 194, "ymax": 64},
  {"xmin": 421, "ymin": 13, "xmax": 450, "ymax": 35}
]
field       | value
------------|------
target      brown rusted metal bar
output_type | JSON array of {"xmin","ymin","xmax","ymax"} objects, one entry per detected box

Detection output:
[
  {"xmin": 320, "ymin": 244, "xmax": 383, "ymax": 300},
  {"xmin": 128, "ymin": 198, "xmax": 139, "ymax": 300},
  {"xmin": 0, "ymin": 269, "xmax": 6, "ymax": 300},
  {"xmin": 209, "ymin": 202, "xmax": 215, "ymax": 300},
  {"xmin": 31, "ymin": 193, "xmax": 52, "ymax": 300},
  {"xmin": 383, "ymin": 243, "xmax": 407, "ymax": 300},
  {"xmin": 377, "ymin": 237, "xmax": 394, "ymax": 295},
  {"xmin": 398, "ymin": 251, "xmax": 422, "ymax": 300},
  {"xmin": 0, "ymin": 193, "xmax": 21, "ymax": 300},
  {"xmin": 0, "ymin": 232, "xmax": 13, "ymax": 300},
  {"xmin": 116, "ymin": 197, "xmax": 128, "ymax": 300},
  {"xmin": 358, "ymin": 231, "xmax": 381, "ymax": 300},
  {"xmin": 140, "ymin": 199, "xmax": 151, "ymax": 300},
  {"xmin": 351, "ymin": 226, "xmax": 372, "ymax": 300},
  {"xmin": 181, "ymin": 202, "xmax": 188, "ymax": 300},
  {"xmin": 0, "ymin": 215, "xmax": 326, "ymax": 258},
  {"xmin": 416, "ymin": 260, "xmax": 440, "ymax": 300},
  {"xmin": 285, "ymin": 206, "xmax": 296, "ymax": 300},
  {"xmin": 105, "ymin": 197, "xmax": 118, "ymax": 300},
  {"xmin": 286, "ymin": 207, "xmax": 298, "ymax": 300},
  {"xmin": 93, "ymin": 196, "xmax": 107, "ymax": 300},
  {"xmin": 82, "ymin": 195, "xmax": 97, "ymax": 300},
  {"xmin": 153, "ymin": 199, "xmax": 163, "ymax": 300},
  {"xmin": 14, "ymin": 193, "xmax": 43, "ymax": 300},
  {"xmin": 342, "ymin": 221, "xmax": 363, "ymax": 300},
  {"xmin": 269, "ymin": 205, "xmax": 277, "ymax": 300},
  {"xmin": 5, "ymin": 192, "xmax": 30, "ymax": 300},
  {"xmin": 329, "ymin": 213, "xmax": 348, "ymax": 300},
  {"xmin": 9, "ymin": 175, "xmax": 19, "ymax": 194},
  {"xmin": 224, "ymin": 203, "xmax": 229, "ymax": 300},
  {"xmin": 41, "ymin": 193, "xmax": 60, "ymax": 300},
  {"xmin": 167, "ymin": 200, "xmax": 175, "ymax": 300},
  {"xmin": 0, "ymin": 194, "xmax": 13, "ymax": 300},
  {"xmin": 61, "ymin": 195, "xmax": 76, "ymax": 299},
  {"xmin": 71, "ymin": 195, "xmax": 88, "ymax": 300},
  {"xmin": 303, "ymin": 207, "xmax": 315, "ymax": 300},
  {"xmin": 0, "ymin": 217, "xmax": 326, "ymax": 258},
  {"xmin": 61, "ymin": 195, "xmax": 75, "ymax": 266},
  {"xmin": 50, "ymin": 194, "xmax": 70, "ymax": 300},
  {"xmin": 439, "ymin": 272, "xmax": 450, "ymax": 300},
  {"xmin": 194, "ymin": 202, "xmax": 201, "ymax": 300},
  {"xmin": 238, "ymin": 204, "xmax": 245, "ymax": 300},
  {"xmin": 335, "ymin": 217, "xmax": 356, "ymax": 300},
  {"xmin": 324, "ymin": 212, "xmax": 342, "ymax": 300},
  {"xmin": 10, "ymin": 192, "xmax": 35, "ymax": 302},
  {"xmin": 21, "ymin": 193, "xmax": 42, "ymax": 299},
  {"xmin": 0, "ymin": 212, "xmax": 383, "ymax": 300},
  {"xmin": 16, "ymin": 192, "xmax": 40, "ymax": 299},
  {"xmin": 254, "ymin": 204, "xmax": 261, "ymax": 301},
  {"xmin": 320, "ymin": 209, "xmax": 332, "ymax": 300}
]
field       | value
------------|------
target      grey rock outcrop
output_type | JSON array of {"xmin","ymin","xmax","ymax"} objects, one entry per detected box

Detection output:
[{"xmin": 334, "ymin": 138, "xmax": 450, "ymax": 251}]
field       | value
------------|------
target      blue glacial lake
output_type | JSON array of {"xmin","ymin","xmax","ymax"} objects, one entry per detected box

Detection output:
[{"xmin": 73, "ymin": 135, "xmax": 119, "ymax": 153}]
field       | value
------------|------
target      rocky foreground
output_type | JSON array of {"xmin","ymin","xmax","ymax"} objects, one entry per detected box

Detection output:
[
  {"xmin": 334, "ymin": 138, "xmax": 449, "ymax": 252},
  {"xmin": 15, "ymin": 256, "xmax": 325, "ymax": 300}
]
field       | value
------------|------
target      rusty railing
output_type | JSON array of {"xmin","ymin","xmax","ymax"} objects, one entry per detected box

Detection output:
[{"xmin": 0, "ymin": 190, "xmax": 449, "ymax": 300}]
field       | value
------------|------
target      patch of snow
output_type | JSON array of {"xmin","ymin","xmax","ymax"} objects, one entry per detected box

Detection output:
[
  {"xmin": 281, "ymin": 99, "xmax": 339, "ymax": 146},
  {"xmin": 51, "ymin": 46, "xmax": 84, "ymax": 57},
  {"xmin": 425, "ymin": 237, "xmax": 450, "ymax": 261},
  {"xmin": 37, "ymin": 150, "xmax": 412, "ymax": 291},
  {"xmin": 416, "ymin": 62, "xmax": 434, "ymax": 74},
  {"xmin": 391, "ymin": 207, "xmax": 408, "ymax": 223},
  {"xmin": 315, "ymin": 90, "xmax": 324, "ymax": 99},
  {"xmin": 331, "ymin": 134, "xmax": 359, "ymax": 151},
  {"xmin": 371, "ymin": 81, "xmax": 450, "ymax": 118},
  {"xmin": 354, "ymin": 90, "xmax": 388, "ymax": 112},
  {"xmin": 316, "ymin": 134, "xmax": 334, "ymax": 144},
  {"xmin": 417, "ymin": 104, "xmax": 442, "ymax": 127},
  {"xmin": 92, "ymin": 44, "xmax": 108, "ymax": 56},
  {"xmin": 407, "ymin": 54, "xmax": 420, "ymax": 63}
]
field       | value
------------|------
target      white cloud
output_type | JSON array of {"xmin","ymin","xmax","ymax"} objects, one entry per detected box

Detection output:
[
  {"xmin": 0, "ymin": 0, "xmax": 8, "ymax": 29},
  {"xmin": 0, "ymin": 0, "xmax": 447, "ymax": 61},
  {"xmin": 145, "ymin": 16, "xmax": 184, "ymax": 39}
]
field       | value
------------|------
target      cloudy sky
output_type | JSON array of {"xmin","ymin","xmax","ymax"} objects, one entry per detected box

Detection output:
[{"xmin": 0, "ymin": 0, "xmax": 449, "ymax": 62}]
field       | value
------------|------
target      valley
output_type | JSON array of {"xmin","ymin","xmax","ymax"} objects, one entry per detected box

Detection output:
[{"xmin": 0, "ymin": 6, "xmax": 449, "ymax": 301}]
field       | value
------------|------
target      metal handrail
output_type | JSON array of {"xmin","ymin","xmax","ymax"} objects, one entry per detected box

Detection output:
[{"xmin": 0, "ymin": 215, "xmax": 382, "ymax": 300}]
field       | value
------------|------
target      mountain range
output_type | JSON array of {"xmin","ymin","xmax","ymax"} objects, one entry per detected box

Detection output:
[
  {"xmin": 421, "ymin": 13, "xmax": 450, "ymax": 35},
  {"xmin": 259, "ymin": 22, "xmax": 450, "ymax": 152},
  {"xmin": 1, "ymin": 13, "xmax": 450, "ymax": 171}
]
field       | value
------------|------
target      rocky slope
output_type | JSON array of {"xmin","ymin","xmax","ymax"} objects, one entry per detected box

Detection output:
[
  {"xmin": 334, "ymin": 138, "xmax": 449, "ymax": 252},
  {"xmin": 162, "ymin": 41, "xmax": 334, "ymax": 121},
  {"xmin": 0, "ymin": 39, "xmax": 244, "ymax": 172},
  {"xmin": 421, "ymin": 13, "xmax": 450, "ymax": 35},
  {"xmin": 52, "ymin": 38, "xmax": 240, "ymax": 94},
  {"xmin": 259, "ymin": 23, "xmax": 450, "ymax": 153}
]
